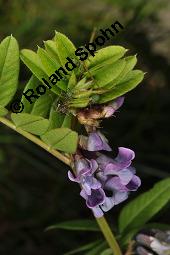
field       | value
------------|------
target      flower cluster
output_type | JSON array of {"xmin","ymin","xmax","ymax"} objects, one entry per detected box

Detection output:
[{"xmin": 68, "ymin": 97, "xmax": 141, "ymax": 217}]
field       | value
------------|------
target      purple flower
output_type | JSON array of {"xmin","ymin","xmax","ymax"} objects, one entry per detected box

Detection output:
[
  {"xmin": 80, "ymin": 188, "xmax": 105, "ymax": 218},
  {"xmin": 68, "ymin": 132, "xmax": 141, "ymax": 218},
  {"xmin": 79, "ymin": 131, "xmax": 112, "ymax": 152},
  {"xmin": 68, "ymin": 157, "xmax": 101, "ymax": 195}
]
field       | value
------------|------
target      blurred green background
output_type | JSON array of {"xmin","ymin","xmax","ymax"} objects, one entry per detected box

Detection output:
[{"xmin": 0, "ymin": 0, "xmax": 170, "ymax": 254}]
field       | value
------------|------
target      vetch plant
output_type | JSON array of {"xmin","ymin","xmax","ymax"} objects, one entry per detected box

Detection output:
[{"xmin": 0, "ymin": 31, "xmax": 170, "ymax": 255}]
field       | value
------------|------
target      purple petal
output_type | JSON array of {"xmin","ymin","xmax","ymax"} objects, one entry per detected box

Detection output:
[
  {"xmin": 105, "ymin": 165, "xmax": 134, "ymax": 185},
  {"xmin": 105, "ymin": 177, "xmax": 128, "ymax": 192},
  {"xmin": 81, "ymin": 176, "xmax": 101, "ymax": 195},
  {"xmin": 91, "ymin": 177, "xmax": 102, "ymax": 189},
  {"xmin": 118, "ymin": 168, "xmax": 134, "ymax": 185},
  {"xmin": 68, "ymin": 171, "xmax": 80, "ymax": 183},
  {"xmin": 82, "ymin": 182, "xmax": 92, "ymax": 195},
  {"xmin": 87, "ymin": 132, "xmax": 112, "ymax": 152},
  {"xmin": 89, "ymin": 159, "xmax": 98, "ymax": 174},
  {"xmin": 103, "ymin": 106, "xmax": 115, "ymax": 118},
  {"xmin": 75, "ymin": 158, "xmax": 89, "ymax": 173},
  {"xmin": 80, "ymin": 189, "xmax": 87, "ymax": 199},
  {"xmin": 116, "ymin": 147, "xmax": 135, "ymax": 164},
  {"xmin": 110, "ymin": 97, "xmax": 125, "ymax": 111},
  {"xmin": 86, "ymin": 188, "xmax": 105, "ymax": 208},
  {"xmin": 113, "ymin": 191, "xmax": 129, "ymax": 205},
  {"xmin": 126, "ymin": 175, "xmax": 141, "ymax": 191}
]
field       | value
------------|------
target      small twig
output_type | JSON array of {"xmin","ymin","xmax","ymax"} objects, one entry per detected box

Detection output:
[{"xmin": 89, "ymin": 27, "xmax": 97, "ymax": 43}]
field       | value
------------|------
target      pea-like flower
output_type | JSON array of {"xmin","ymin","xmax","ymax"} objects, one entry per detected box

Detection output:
[
  {"xmin": 68, "ymin": 131, "xmax": 141, "ymax": 218},
  {"xmin": 68, "ymin": 156, "xmax": 101, "ymax": 195}
]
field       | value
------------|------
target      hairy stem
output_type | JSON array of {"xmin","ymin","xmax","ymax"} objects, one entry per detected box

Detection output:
[{"xmin": 0, "ymin": 116, "xmax": 122, "ymax": 255}]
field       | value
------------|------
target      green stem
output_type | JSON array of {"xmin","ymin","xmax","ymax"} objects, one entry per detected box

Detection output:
[
  {"xmin": 0, "ymin": 116, "xmax": 122, "ymax": 255},
  {"xmin": 0, "ymin": 117, "xmax": 71, "ymax": 166},
  {"xmin": 96, "ymin": 217, "xmax": 122, "ymax": 255}
]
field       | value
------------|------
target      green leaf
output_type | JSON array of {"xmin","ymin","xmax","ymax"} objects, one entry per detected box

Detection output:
[
  {"xmin": 92, "ymin": 59, "xmax": 126, "ymax": 88},
  {"xmin": 31, "ymin": 92, "xmax": 54, "ymax": 118},
  {"xmin": 48, "ymin": 106, "xmax": 65, "ymax": 129},
  {"xmin": 68, "ymin": 72, "xmax": 76, "ymax": 89},
  {"xmin": 103, "ymin": 55, "xmax": 137, "ymax": 90},
  {"xmin": 87, "ymin": 46, "xmax": 127, "ymax": 70},
  {"xmin": 41, "ymin": 127, "xmax": 78, "ymax": 153},
  {"xmin": 37, "ymin": 46, "xmax": 61, "ymax": 74},
  {"xmin": 98, "ymin": 70, "xmax": 144, "ymax": 103},
  {"xmin": 0, "ymin": 105, "xmax": 8, "ymax": 116},
  {"xmin": 21, "ymin": 75, "xmax": 40, "ymax": 113},
  {"xmin": 0, "ymin": 35, "xmax": 19, "ymax": 106},
  {"xmin": 44, "ymin": 40, "xmax": 61, "ymax": 64},
  {"xmin": 61, "ymin": 114, "xmax": 72, "ymax": 128},
  {"xmin": 11, "ymin": 113, "xmax": 49, "ymax": 135},
  {"xmin": 20, "ymin": 49, "xmax": 61, "ymax": 96},
  {"xmin": 37, "ymin": 47, "xmax": 67, "ymax": 91},
  {"xmin": 70, "ymin": 97, "xmax": 90, "ymax": 108},
  {"xmin": 46, "ymin": 219, "xmax": 100, "ymax": 232},
  {"xmin": 54, "ymin": 31, "xmax": 77, "ymax": 66},
  {"xmin": 64, "ymin": 240, "xmax": 102, "ymax": 255},
  {"xmin": 145, "ymin": 223, "xmax": 170, "ymax": 230},
  {"xmin": 100, "ymin": 249, "xmax": 113, "ymax": 255},
  {"xmin": 85, "ymin": 242, "xmax": 107, "ymax": 255},
  {"xmin": 119, "ymin": 178, "xmax": 170, "ymax": 234}
]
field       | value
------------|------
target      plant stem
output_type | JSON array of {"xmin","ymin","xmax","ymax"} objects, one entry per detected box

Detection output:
[
  {"xmin": 0, "ymin": 116, "xmax": 122, "ymax": 255},
  {"xmin": 0, "ymin": 117, "xmax": 71, "ymax": 166},
  {"xmin": 96, "ymin": 217, "xmax": 122, "ymax": 255}
]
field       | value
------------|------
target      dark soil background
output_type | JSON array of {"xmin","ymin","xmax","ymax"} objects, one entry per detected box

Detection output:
[{"xmin": 0, "ymin": 0, "xmax": 170, "ymax": 254}]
